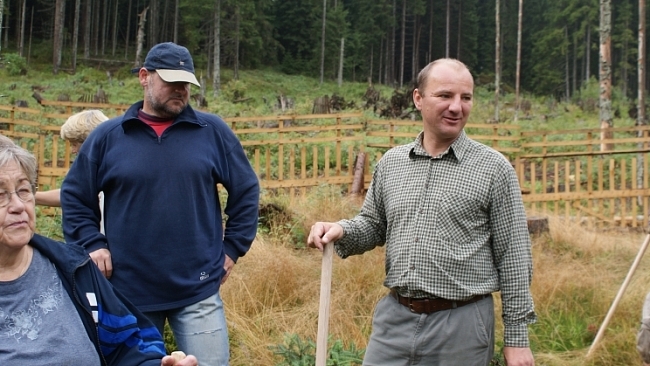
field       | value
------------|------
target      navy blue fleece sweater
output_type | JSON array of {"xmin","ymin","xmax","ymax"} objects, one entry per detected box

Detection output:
[{"xmin": 61, "ymin": 102, "xmax": 259, "ymax": 311}]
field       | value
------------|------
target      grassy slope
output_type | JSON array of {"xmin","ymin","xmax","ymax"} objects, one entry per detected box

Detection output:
[{"xmin": 4, "ymin": 63, "xmax": 633, "ymax": 129}]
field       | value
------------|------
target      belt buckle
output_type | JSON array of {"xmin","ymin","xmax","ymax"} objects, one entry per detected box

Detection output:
[
  {"xmin": 408, "ymin": 299, "xmax": 416, "ymax": 313},
  {"xmin": 408, "ymin": 298, "xmax": 430, "ymax": 313}
]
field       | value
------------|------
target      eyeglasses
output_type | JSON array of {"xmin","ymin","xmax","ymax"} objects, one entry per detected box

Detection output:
[{"xmin": 0, "ymin": 185, "xmax": 34, "ymax": 207}]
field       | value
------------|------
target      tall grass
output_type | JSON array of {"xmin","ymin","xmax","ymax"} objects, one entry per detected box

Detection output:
[{"xmin": 221, "ymin": 188, "xmax": 650, "ymax": 366}]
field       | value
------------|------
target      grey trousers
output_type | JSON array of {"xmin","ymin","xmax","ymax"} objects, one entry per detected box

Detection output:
[{"xmin": 362, "ymin": 293, "xmax": 494, "ymax": 366}]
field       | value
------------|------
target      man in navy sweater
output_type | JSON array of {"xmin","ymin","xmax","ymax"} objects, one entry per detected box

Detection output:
[{"xmin": 61, "ymin": 42, "xmax": 260, "ymax": 366}]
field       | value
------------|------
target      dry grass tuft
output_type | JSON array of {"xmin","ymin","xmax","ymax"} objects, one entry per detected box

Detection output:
[{"xmin": 224, "ymin": 190, "xmax": 650, "ymax": 365}]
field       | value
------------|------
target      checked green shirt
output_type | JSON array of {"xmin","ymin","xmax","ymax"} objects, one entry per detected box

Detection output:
[{"xmin": 335, "ymin": 130, "xmax": 536, "ymax": 348}]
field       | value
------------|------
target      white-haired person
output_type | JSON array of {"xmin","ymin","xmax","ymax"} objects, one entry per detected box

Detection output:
[
  {"xmin": 0, "ymin": 142, "xmax": 198, "ymax": 365},
  {"xmin": 35, "ymin": 109, "xmax": 108, "ymax": 207}
]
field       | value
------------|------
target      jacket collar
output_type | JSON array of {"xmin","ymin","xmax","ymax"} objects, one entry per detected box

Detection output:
[
  {"xmin": 29, "ymin": 234, "xmax": 89, "ymax": 280},
  {"xmin": 120, "ymin": 101, "xmax": 206, "ymax": 131}
]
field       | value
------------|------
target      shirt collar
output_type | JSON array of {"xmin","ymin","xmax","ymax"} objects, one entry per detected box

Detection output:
[{"xmin": 410, "ymin": 130, "xmax": 470, "ymax": 162}]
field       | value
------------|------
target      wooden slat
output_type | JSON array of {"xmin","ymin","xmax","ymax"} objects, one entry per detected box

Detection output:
[{"xmin": 522, "ymin": 188, "xmax": 650, "ymax": 202}]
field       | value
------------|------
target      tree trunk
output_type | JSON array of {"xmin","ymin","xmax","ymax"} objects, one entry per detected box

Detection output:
[
  {"xmin": 234, "ymin": 5, "xmax": 240, "ymax": 80},
  {"xmin": 149, "ymin": 0, "xmax": 158, "ymax": 47},
  {"xmin": 72, "ymin": 0, "xmax": 81, "ymax": 72},
  {"xmin": 52, "ymin": 0, "xmax": 66, "ymax": 75},
  {"xmin": 27, "ymin": 6, "xmax": 33, "ymax": 64},
  {"xmin": 399, "ymin": 0, "xmax": 406, "ymax": 88},
  {"xmin": 319, "ymin": 0, "xmax": 326, "ymax": 84},
  {"xmin": 456, "ymin": 0, "xmax": 462, "ymax": 58},
  {"xmin": 134, "ymin": 6, "xmax": 149, "ymax": 67},
  {"xmin": 390, "ymin": 0, "xmax": 396, "ymax": 86},
  {"xmin": 565, "ymin": 26, "xmax": 570, "ymax": 101},
  {"xmin": 412, "ymin": 13, "xmax": 419, "ymax": 80},
  {"xmin": 4, "ymin": 0, "xmax": 9, "ymax": 48},
  {"xmin": 84, "ymin": 0, "xmax": 91, "ymax": 59},
  {"xmin": 338, "ymin": 38, "xmax": 344, "ymax": 87},
  {"xmin": 378, "ymin": 39, "xmax": 383, "ymax": 84},
  {"xmin": 101, "ymin": 0, "xmax": 108, "ymax": 55},
  {"xmin": 173, "ymin": 0, "xmax": 179, "ymax": 43},
  {"xmin": 494, "ymin": 0, "xmax": 500, "ymax": 123},
  {"xmin": 19, "ymin": 0, "xmax": 26, "ymax": 57},
  {"xmin": 445, "ymin": 0, "xmax": 450, "ymax": 57},
  {"xmin": 428, "ymin": 0, "xmax": 433, "ymax": 62},
  {"xmin": 622, "ymin": 15, "xmax": 630, "ymax": 98},
  {"xmin": 0, "ymin": 0, "xmax": 3, "ymax": 52},
  {"xmin": 125, "ymin": 0, "xmax": 132, "ymax": 59},
  {"xmin": 93, "ymin": 0, "xmax": 99, "ymax": 55},
  {"xmin": 637, "ymin": 0, "xmax": 646, "ymax": 193},
  {"xmin": 585, "ymin": 24, "xmax": 591, "ymax": 84},
  {"xmin": 13, "ymin": 0, "xmax": 20, "ymax": 53},
  {"xmin": 573, "ymin": 33, "xmax": 577, "ymax": 95},
  {"xmin": 112, "ymin": 0, "xmax": 118, "ymax": 56},
  {"xmin": 161, "ymin": 0, "xmax": 169, "ymax": 40},
  {"xmin": 514, "ymin": 0, "xmax": 523, "ymax": 122},
  {"xmin": 213, "ymin": 0, "xmax": 221, "ymax": 97},
  {"xmin": 599, "ymin": 0, "xmax": 613, "ymax": 152},
  {"xmin": 369, "ymin": 44, "xmax": 374, "ymax": 84}
]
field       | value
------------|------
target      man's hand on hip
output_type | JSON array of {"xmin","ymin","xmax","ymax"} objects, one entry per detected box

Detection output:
[
  {"xmin": 221, "ymin": 255, "xmax": 234, "ymax": 284},
  {"xmin": 89, "ymin": 248, "xmax": 113, "ymax": 279}
]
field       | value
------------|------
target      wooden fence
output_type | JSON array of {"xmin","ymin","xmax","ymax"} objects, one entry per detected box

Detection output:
[{"xmin": 2, "ymin": 102, "xmax": 650, "ymax": 228}]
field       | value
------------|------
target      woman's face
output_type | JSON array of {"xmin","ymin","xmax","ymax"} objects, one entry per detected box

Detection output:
[{"xmin": 0, "ymin": 160, "xmax": 35, "ymax": 251}]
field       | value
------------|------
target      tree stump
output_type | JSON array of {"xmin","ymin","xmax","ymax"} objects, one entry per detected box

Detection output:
[
  {"xmin": 527, "ymin": 216, "xmax": 549, "ymax": 235},
  {"xmin": 32, "ymin": 92, "xmax": 43, "ymax": 105},
  {"xmin": 312, "ymin": 95, "xmax": 330, "ymax": 114},
  {"xmin": 350, "ymin": 152, "xmax": 366, "ymax": 195}
]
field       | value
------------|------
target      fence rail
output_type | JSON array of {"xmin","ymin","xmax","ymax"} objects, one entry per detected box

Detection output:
[{"xmin": 2, "ymin": 102, "xmax": 650, "ymax": 227}]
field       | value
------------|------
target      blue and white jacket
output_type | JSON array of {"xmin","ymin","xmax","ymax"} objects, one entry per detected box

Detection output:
[{"xmin": 30, "ymin": 234, "xmax": 167, "ymax": 366}]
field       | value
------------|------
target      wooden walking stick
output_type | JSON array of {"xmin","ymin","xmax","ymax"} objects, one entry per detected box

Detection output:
[
  {"xmin": 586, "ymin": 233, "xmax": 650, "ymax": 358},
  {"xmin": 315, "ymin": 242, "xmax": 334, "ymax": 366}
]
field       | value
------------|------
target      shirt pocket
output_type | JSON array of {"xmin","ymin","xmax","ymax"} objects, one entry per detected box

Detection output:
[{"xmin": 435, "ymin": 192, "xmax": 484, "ymax": 245}]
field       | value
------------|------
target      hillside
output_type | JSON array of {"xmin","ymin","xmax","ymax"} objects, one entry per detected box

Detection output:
[{"xmin": 2, "ymin": 63, "xmax": 638, "ymax": 137}]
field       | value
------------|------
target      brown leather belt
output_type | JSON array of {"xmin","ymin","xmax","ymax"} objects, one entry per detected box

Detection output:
[{"xmin": 390, "ymin": 289, "xmax": 490, "ymax": 314}]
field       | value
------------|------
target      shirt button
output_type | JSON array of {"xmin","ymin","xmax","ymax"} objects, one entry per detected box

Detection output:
[
  {"xmin": 414, "ymin": 237, "xmax": 419, "ymax": 242},
  {"xmin": 410, "ymin": 265, "xmax": 415, "ymax": 270}
]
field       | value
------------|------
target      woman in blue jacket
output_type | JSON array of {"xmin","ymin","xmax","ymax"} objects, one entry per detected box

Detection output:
[{"xmin": 0, "ymin": 142, "xmax": 197, "ymax": 366}]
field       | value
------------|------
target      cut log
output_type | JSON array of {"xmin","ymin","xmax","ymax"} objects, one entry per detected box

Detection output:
[{"xmin": 350, "ymin": 152, "xmax": 366, "ymax": 195}]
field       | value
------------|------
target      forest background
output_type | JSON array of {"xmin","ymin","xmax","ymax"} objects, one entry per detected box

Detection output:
[
  {"xmin": 0, "ymin": 0, "xmax": 647, "ymax": 103},
  {"xmin": 3, "ymin": 1, "xmax": 650, "ymax": 366}
]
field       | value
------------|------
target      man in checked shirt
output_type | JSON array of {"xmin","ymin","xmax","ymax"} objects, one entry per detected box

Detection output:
[{"xmin": 308, "ymin": 58, "xmax": 536, "ymax": 366}]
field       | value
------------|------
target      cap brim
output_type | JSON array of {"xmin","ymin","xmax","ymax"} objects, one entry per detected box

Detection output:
[{"xmin": 156, "ymin": 69, "xmax": 200, "ymax": 87}]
